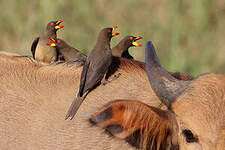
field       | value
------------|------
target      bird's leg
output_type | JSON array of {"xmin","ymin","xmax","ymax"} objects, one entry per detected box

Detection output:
[
  {"xmin": 102, "ymin": 73, "xmax": 121, "ymax": 85},
  {"xmin": 48, "ymin": 61, "xmax": 64, "ymax": 66},
  {"xmin": 58, "ymin": 54, "xmax": 65, "ymax": 62}
]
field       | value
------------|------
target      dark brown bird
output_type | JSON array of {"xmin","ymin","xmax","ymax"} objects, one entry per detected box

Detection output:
[
  {"xmin": 65, "ymin": 26, "xmax": 120, "ymax": 120},
  {"xmin": 47, "ymin": 38, "xmax": 87, "ymax": 63},
  {"xmin": 112, "ymin": 36, "xmax": 142, "ymax": 59},
  {"xmin": 31, "ymin": 20, "xmax": 64, "ymax": 63}
]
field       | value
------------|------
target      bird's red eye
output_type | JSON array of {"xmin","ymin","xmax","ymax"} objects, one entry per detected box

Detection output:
[
  {"xmin": 108, "ymin": 29, "xmax": 111, "ymax": 33},
  {"xmin": 50, "ymin": 22, "xmax": 55, "ymax": 26},
  {"xmin": 57, "ymin": 40, "xmax": 61, "ymax": 43},
  {"xmin": 130, "ymin": 37, "xmax": 134, "ymax": 40}
]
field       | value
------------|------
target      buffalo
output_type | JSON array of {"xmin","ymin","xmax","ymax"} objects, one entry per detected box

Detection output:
[
  {"xmin": 91, "ymin": 41, "xmax": 225, "ymax": 150},
  {"xmin": 0, "ymin": 51, "xmax": 192, "ymax": 149}
]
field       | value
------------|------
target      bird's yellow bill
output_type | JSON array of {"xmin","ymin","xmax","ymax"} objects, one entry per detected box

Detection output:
[
  {"xmin": 136, "ymin": 36, "xmax": 143, "ymax": 40},
  {"xmin": 112, "ymin": 32, "xmax": 120, "ymax": 36},
  {"xmin": 56, "ymin": 20, "xmax": 63, "ymax": 25},
  {"xmin": 48, "ymin": 37, "xmax": 56, "ymax": 43},
  {"xmin": 112, "ymin": 26, "xmax": 119, "ymax": 36},
  {"xmin": 47, "ymin": 43, "xmax": 56, "ymax": 47},
  {"xmin": 112, "ymin": 26, "xmax": 118, "ymax": 31},
  {"xmin": 55, "ymin": 25, "xmax": 64, "ymax": 29},
  {"xmin": 132, "ymin": 42, "xmax": 142, "ymax": 47}
]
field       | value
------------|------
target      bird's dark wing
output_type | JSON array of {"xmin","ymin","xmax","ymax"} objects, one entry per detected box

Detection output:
[
  {"xmin": 30, "ymin": 37, "xmax": 40, "ymax": 59},
  {"xmin": 65, "ymin": 53, "xmax": 112, "ymax": 120},
  {"xmin": 78, "ymin": 60, "xmax": 90, "ymax": 97},
  {"xmin": 84, "ymin": 53, "xmax": 112, "ymax": 92},
  {"xmin": 65, "ymin": 96, "xmax": 84, "ymax": 120},
  {"xmin": 65, "ymin": 59, "xmax": 90, "ymax": 120},
  {"xmin": 121, "ymin": 51, "xmax": 133, "ymax": 59}
]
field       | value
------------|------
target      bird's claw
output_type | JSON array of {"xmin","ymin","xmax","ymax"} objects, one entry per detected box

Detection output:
[{"xmin": 102, "ymin": 73, "xmax": 121, "ymax": 85}]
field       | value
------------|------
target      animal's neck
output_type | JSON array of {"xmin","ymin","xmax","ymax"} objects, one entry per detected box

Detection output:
[
  {"xmin": 120, "ymin": 41, "xmax": 130, "ymax": 50},
  {"xmin": 95, "ymin": 38, "xmax": 111, "ymax": 51},
  {"xmin": 115, "ymin": 41, "xmax": 130, "ymax": 52},
  {"xmin": 112, "ymin": 47, "xmax": 126, "ymax": 57},
  {"xmin": 121, "ymin": 51, "xmax": 132, "ymax": 59}
]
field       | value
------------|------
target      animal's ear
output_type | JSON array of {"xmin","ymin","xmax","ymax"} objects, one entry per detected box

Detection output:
[{"xmin": 90, "ymin": 100, "xmax": 172, "ymax": 149}]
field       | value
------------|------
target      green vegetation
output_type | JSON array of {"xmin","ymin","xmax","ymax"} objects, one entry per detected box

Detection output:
[{"xmin": 0, "ymin": 0, "xmax": 224, "ymax": 76}]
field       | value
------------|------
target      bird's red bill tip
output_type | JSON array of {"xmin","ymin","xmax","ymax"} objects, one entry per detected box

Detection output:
[
  {"xmin": 48, "ymin": 37, "xmax": 53, "ymax": 40},
  {"xmin": 112, "ymin": 32, "xmax": 120, "ymax": 36},
  {"xmin": 48, "ymin": 37, "xmax": 56, "ymax": 43},
  {"xmin": 113, "ymin": 26, "xmax": 118, "ymax": 29},
  {"xmin": 56, "ymin": 20, "xmax": 63, "ymax": 25},
  {"xmin": 112, "ymin": 26, "xmax": 118, "ymax": 31},
  {"xmin": 132, "ymin": 42, "xmax": 142, "ymax": 47}
]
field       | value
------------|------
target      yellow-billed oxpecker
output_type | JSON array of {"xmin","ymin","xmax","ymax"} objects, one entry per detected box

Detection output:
[
  {"xmin": 31, "ymin": 20, "xmax": 64, "ymax": 63},
  {"xmin": 47, "ymin": 38, "xmax": 87, "ymax": 64},
  {"xmin": 112, "ymin": 36, "xmax": 142, "ymax": 59},
  {"xmin": 65, "ymin": 26, "xmax": 120, "ymax": 120}
]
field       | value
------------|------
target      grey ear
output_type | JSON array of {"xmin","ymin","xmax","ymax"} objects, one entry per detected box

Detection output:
[{"xmin": 145, "ymin": 41, "xmax": 191, "ymax": 108}]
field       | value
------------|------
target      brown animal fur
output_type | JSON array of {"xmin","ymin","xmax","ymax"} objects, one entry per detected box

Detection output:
[
  {"xmin": 0, "ymin": 52, "xmax": 193, "ymax": 150},
  {"xmin": 144, "ymin": 41, "xmax": 225, "ymax": 150},
  {"xmin": 90, "ymin": 42, "xmax": 225, "ymax": 150},
  {"xmin": 171, "ymin": 73, "xmax": 225, "ymax": 150},
  {"xmin": 90, "ymin": 100, "xmax": 173, "ymax": 150},
  {"xmin": 0, "ymin": 52, "xmax": 159, "ymax": 150},
  {"xmin": 91, "ymin": 74, "xmax": 225, "ymax": 150}
]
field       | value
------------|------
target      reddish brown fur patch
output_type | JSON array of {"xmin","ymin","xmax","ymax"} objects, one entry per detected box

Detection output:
[{"xmin": 90, "ymin": 100, "xmax": 172, "ymax": 150}]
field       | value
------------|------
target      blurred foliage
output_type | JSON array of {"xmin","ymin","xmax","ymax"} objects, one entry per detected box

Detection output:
[{"xmin": 0, "ymin": 0, "xmax": 224, "ymax": 76}]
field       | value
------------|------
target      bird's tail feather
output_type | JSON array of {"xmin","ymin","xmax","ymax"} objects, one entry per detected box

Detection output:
[{"xmin": 65, "ymin": 96, "xmax": 84, "ymax": 120}]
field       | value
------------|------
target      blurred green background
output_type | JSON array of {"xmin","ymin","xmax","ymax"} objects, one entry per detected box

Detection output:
[{"xmin": 0, "ymin": 0, "xmax": 224, "ymax": 76}]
